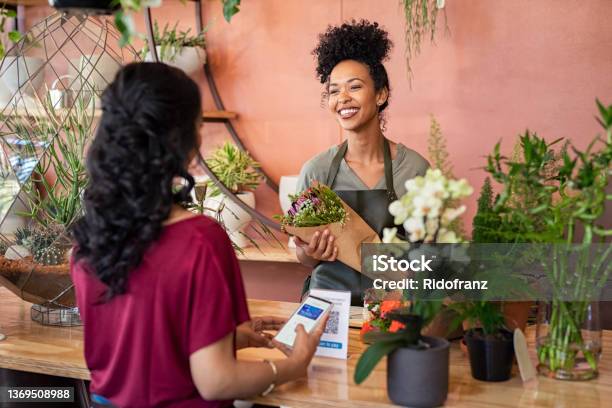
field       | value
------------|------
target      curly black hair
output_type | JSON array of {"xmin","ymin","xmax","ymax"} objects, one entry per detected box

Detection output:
[
  {"xmin": 72, "ymin": 62, "xmax": 201, "ymax": 299},
  {"xmin": 313, "ymin": 19, "xmax": 393, "ymax": 112}
]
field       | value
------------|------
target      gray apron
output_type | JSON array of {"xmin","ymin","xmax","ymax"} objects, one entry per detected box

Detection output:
[{"xmin": 305, "ymin": 138, "xmax": 399, "ymax": 306}]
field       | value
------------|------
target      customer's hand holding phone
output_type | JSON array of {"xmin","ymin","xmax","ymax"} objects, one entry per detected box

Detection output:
[{"xmin": 273, "ymin": 312, "xmax": 329, "ymax": 377}]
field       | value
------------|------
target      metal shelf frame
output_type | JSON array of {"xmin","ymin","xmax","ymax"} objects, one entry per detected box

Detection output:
[{"xmin": 144, "ymin": 1, "xmax": 281, "ymax": 231}]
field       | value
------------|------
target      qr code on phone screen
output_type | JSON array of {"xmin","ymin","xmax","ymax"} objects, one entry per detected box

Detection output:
[{"xmin": 324, "ymin": 310, "xmax": 340, "ymax": 335}]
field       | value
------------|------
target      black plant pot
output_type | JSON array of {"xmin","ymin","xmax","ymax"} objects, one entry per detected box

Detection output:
[
  {"xmin": 50, "ymin": 0, "xmax": 117, "ymax": 14},
  {"xmin": 465, "ymin": 328, "xmax": 514, "ymax": 382},
  {"xmin": 387, "ymin": 336, "xmax": 450, "ymax": 408}
]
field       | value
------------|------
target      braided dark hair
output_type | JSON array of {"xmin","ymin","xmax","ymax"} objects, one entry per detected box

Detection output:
[
  {"xmin": 313, "ymin": 19, "xmax": 393, "ymax": 112},
  {"xmin": 72, "ymin": 62, "xmax": 201, "ymax": 298}
]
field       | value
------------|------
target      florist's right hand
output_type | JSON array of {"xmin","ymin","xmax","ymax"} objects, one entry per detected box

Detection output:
[
  {"xmin": 273, "ymin": 312, "xmax": 329, "ymax": 377},
  {"xmin": 295, "ymin": 229, "xmax": 338, "ymax": 262}
]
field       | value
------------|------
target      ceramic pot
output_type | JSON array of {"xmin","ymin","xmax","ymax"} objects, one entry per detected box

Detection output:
[
  {"xmin": 465, "ymin": 328, "xmax": 514, "ymax": 381},
  {"xmin": 205, "ymin": 191, "xmax": 255, "ymax": 248},
  {"xmin": 68, "ymin": 53, "xmax": 121, "ymax": 93},
  {"xmin": 387, "ymin": 336, "xmax": 450, "ymax": 408},
  {"xmin": 147, "ymin": 46, "xmax": 206, "ymax": 74}
]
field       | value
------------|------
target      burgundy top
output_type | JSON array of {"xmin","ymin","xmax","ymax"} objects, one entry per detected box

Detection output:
[{"xmin": 72, "ymin": 216, "xmax": 250, "ymax": 408}]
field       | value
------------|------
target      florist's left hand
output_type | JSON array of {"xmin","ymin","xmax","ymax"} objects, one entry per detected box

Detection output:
[{"xmin": 235, "ymin": 316, "xmax": 287, "ymax": 350}]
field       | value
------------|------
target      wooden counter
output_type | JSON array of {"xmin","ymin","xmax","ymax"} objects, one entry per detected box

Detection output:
[{"xmin": 1, "ymin": 286, "xmax": 610, "ymax": 407}]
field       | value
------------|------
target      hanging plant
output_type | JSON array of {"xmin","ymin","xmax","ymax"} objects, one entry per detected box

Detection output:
[{"xmin": 402, "ymin": 0, "xmax": 449, "ymax": 82}]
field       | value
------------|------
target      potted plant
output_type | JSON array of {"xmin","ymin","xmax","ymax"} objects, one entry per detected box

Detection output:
[
  {"xmin": 356, "ymin": 298, "xmax": 448, "ymax": 407},
  {"xmin": 0, "ymin": 89, "xmax": 95, "ymax": 308},
  {"xmin": 485, "ymin": 100, "xmax": 612, "ymax": 380},
  {"xmin": 452, "ymin": 301, "xmax": 514, "ymax": 381},
  {"xmin": 142, "ymin": 21, "xmax": 207, "ymax": 74},
  {"xmin": 49, "ymin": 1, "xmax": 237, "ymax": 47},
  {"xmin": 353, "ymin": 168, "xmax": 473, "ymax": 406},
  {"xmin": 204, "ymin": 142, "xmax": 261, "ymax": 247}
]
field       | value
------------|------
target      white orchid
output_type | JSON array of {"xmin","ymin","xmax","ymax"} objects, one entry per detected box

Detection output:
[
  {"xmin": 436, "ymin": 228, "xmax": 458, "ymax": 243},
  {"xmin": 386, "ymin": 168, "xmax": 473, "ymax": 243},
  {"xmin": 441, "ymin": 205, "xmax": 466, "ymax": 226},
  {"xmin": 382, "ymin": 227, "xmax": 403, "ymax": 244}
]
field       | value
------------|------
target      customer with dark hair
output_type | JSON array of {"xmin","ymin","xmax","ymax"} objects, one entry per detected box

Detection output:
[
  {"xmin": 295, "ymin": 20, "xmax": 429, "ymax": 305},
  {"xmin": 72, "ymin": 62, "xmax": 326, "ymax": 408}
]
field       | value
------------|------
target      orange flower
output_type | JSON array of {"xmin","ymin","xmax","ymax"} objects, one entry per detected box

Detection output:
[
  {"xmin": 360, "ymin": 321, "xmax": 375, "ymax": 341},
  {"xmin": 389, "ymin": 321, "xmax": 406, "ymax": 333},
  {"xmin": 380, "ymin": 300, "xmax": 402, "ymax": 318}
]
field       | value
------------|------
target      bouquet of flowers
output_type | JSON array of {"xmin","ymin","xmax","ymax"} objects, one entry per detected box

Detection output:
[
  {"xmin": 278, "ymin": 183, "xmax": 380, "ymax": 272},
  {"xmin": 278, "ymin": 184, "xmax": 347, "ymax": 228},
  {"xmin": 384, "ymin": 168, "xmax": 473, "ymax": 244}
]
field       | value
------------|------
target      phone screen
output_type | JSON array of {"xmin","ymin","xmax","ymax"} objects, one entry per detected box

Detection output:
[{"xmin": 274, "ymin": 296, "xmax": 331, "ymax": 347}]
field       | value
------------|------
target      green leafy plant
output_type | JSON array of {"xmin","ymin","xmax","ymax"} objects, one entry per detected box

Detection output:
[
  {"xmin": 471, "ymin": 177, "xmax": 503, "ymax": 243},
  {"xmin": 486, "ymin": 100, "xmax": 612, "ymax": 376},
  {"xmin": 449, "ymin": 301, "xmax": 506, "ymax": 337},
  {"xmin": 140, "ymin": 21, "xmax": 207, "ymax": 62},
  {"xmin": 112, "ymin": 0, "xmax": 231, "ymax": 47},
  {"xmin": 402, "ymin": 0, "xmax": 449, "ymax": 82},
  {"xmin": 205, "ymin": 142, "xmax": 261, "ymax": 197}
]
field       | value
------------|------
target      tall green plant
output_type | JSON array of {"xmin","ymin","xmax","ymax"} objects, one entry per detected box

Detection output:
[
  {"xmin": 486, "ymin": 100, "xmax": 612, "ymax": 376},
  {"xmin": 427, "ymin": 115, "xmax": 466, "ymax": 239},
  {"xmin": 471, "ymin": 177, "xmax": 502, "ymax": 243},
  {"xmin": 1, "ymin": 91, "xmax": 95, "ymax": 229}
]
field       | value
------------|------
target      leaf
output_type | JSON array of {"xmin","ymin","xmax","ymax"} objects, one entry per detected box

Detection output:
[
  {"xmin": 354, "ymin": 339, "xmax": 404, "ymax": 384},
  {"xmin": 8, "ymin": 31, "xmax": 22, "ymax": 43},
  {"xmin": 222, "ymin": 0, "xmax": 241, "ymax": 22}
]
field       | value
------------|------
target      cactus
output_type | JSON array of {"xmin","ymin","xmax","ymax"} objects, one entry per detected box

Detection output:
[
  {"xmin": 33, "ymin": 246, "xmax": 65, "ymax": 266},
  {"xmin": 0, "ymin": 240, "xmax": 7, "ymax": 255},
  {"xmin": 14, "ymin": 226, "xmax": 33, "ymax": 247}
]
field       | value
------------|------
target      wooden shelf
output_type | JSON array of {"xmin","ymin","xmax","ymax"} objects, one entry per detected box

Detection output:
[
  {"xmin": 3, "ymin": 1, "xmax": 48, "ymax": 6},
  {"xmin": 203, "ymin": 110, "xmax": 237, "ymax": 122},
  {"xmin": 3, "ymin": 107, "xmax": 237, "ymax": 122},
  {"xmin": 236, "ymin": 240, "xmax": 298, "ymax": 263}
]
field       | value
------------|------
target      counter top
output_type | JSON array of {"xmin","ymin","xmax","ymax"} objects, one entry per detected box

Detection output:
[{"xmin": 1, "ymin": 287, "xmax": 610, "ymax": 407}]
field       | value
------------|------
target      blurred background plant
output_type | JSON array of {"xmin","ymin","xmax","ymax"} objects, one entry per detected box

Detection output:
[
  {"xmin": 427, "ymin": 115, "xmax": 466, "ymax": 240},
  {"xmin": 402, "ymin": 0, "xmax": 449, "ymax": 82},
  {"xmin": 140, "ymin": 20, "xmax": 207, "ymax": 62},
  {"xmin": 205, "ymin": 141, "xmax": 261, "ymax": 197}
]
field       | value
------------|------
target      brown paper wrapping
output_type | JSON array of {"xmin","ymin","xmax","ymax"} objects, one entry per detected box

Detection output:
[{"xmin": 284, "ymin": 201, "xmax": 380, "ymax": 273}]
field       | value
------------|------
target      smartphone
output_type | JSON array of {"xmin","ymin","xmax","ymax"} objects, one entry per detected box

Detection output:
[{"xmin": 274, "ymin": 295, "xmax": 332, "ymax": 348}]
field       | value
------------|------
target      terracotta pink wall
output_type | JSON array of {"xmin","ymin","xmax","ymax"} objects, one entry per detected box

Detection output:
[
  {"xmin": 27, "ymin": 1, "xmax": 612, "ymax": 233},
  {"xmin": 199, "ymin": 0, "xmax": 612, "ymax": 231}
]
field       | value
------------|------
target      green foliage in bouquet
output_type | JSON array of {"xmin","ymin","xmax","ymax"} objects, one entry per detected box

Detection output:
[
  {"xmin": 205, "ymin": 142, "xmax": 261, "ymax": 197},
  {"xmin": 276, "ymin": 184, "xmax": 347, "ymax": 229}
]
